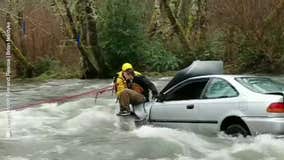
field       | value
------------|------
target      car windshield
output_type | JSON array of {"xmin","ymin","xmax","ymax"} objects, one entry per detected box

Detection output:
[{"xmin": 236, "ymin": 77, "xmax": 284, "ymax": 94}]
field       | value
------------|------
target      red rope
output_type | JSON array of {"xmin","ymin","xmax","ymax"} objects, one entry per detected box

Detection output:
[{"xmin": 0, "ymin": 85, "xmax": 114, "ymax": 112}]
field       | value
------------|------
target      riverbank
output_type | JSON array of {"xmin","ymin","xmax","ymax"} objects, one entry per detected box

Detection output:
[{"xmin": 0, "ymin": 70, "xmax": 177, "ymax": 84}]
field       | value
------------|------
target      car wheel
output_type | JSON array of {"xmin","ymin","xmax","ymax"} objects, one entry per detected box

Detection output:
[{"xmin": 225, "ymin": 124, "xmax": 250, "ymax": 137}]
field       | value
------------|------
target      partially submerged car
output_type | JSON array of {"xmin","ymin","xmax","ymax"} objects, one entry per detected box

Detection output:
[{"xmin": 134, "ymin": 61, "xmax": 284, "ymax": 136}]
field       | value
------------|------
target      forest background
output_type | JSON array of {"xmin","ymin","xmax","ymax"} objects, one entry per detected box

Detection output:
[{"xmin": 0, "ymin": 0, "xmax": 284, "ymax": 80}]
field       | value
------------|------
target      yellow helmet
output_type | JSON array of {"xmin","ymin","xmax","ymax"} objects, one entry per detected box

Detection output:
[{"xmin": 122, "ymin": 63, "xmax": 133, "ymax": 71}]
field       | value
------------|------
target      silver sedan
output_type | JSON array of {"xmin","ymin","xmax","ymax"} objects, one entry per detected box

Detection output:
[
  {"xmin": 134, "ymin": 62, "xmax": 284, "ymax": 137},
  {"xmin": 136, "ymin": 75, "xmax": 284, "ymax": 136}
]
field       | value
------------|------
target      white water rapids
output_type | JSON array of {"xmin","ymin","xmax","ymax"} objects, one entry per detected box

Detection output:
[{"xmin": 0, "ymin": 78, "xmax": 284, "ymax": 160}]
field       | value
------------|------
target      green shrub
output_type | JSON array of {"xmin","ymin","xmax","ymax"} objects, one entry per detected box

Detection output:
[
  {"xmin": 99, "ymin": 0, "xmax": 145, "ymax": 70},
  {"xmin": 143, "ymin": 41, "xmax": 181, "ymax": 72},
  {"xmin": 34, "ymin": 57, "xmax": 60, "ymax": 76},
  {"xmin": 237, "ymin": 29, "xmax": 284, "ymax": 74},
  {"xmin": 33, "ymin": 57, "xmax": 81, "ymax": 80}
]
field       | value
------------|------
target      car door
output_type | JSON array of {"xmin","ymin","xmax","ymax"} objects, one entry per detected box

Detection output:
[
  {"xmin": 197, "ymin": 78, "xmax": 240, "ymax": 134},
  {"xmin": 149, "ymin": 78, "xmax": 210, "ymax": 131}
]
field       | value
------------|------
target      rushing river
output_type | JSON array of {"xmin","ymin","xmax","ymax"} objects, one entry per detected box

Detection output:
[{"xmin": 1, "ymin": 77, "xmax": 284, "ymax": 160}]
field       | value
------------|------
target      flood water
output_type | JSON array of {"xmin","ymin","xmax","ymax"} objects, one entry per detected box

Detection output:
[{"xmin": 1, "ymin": 77, "xmax": 284, "ymax": 160}]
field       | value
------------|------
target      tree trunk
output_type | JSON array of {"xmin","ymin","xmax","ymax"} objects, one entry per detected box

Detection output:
[
  {"xmin": 84, "ymin": 0, "xmax": 109, "ymax": 78},
  {"xmin": 195, "ymin": 0, "xmax": 208, "ymax": 43},
  {"xmin": 0, "ymin": 27, "xmax": 34, "ymax": 77},
  {"xmin": 176, "ymin": 0, "xmax": 184, "ymax": 18},
  {"xmin": 161, "ymin": 0, "xmax": 191, "ymax": 51},
  {"xmin": 15, "ymin": 10, "xmax": 30, "ymax": 76},
  {"xmin": 148, "ymin": 0, "xmax": 162, "ymax": 37},
  {"xmin": 51, "ymin": 0, "xmax": 73, "ymax": 37},
  {"xmin": 187, "ymin": 0, "xmax": 208, "ymax": 46},
  {"xmin": 61, "ymin": 0, "xmax": 106, "ymax": 78},
  {"xmin": 224, "ymin": 27, "xmax": 236, "ymax": 63},
  {"xmin": 3, "ymin": 1, "xmax": 34, "ymax": 77}
]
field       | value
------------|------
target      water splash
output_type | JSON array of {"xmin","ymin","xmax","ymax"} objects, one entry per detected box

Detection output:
[
  {"xmin": 1, "ymin": 79, "xmax": 284, "ymax": 160},
  {"xmin": 132, "ymin": 126, "xmax": 284, "ymax": 160}
]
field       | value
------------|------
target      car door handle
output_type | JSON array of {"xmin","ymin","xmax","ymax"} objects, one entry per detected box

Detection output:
[{"xmin": 186, "ymin": 105, "xmax": 194, "ymax": 109}]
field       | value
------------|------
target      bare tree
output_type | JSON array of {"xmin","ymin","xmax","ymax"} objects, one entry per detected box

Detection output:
[
  {"xmin": 148, "ymin": 0, "xmax": 208, "ymax": 50},
  {"xmin": 187, "ymin": 0, "xmax": 208, "ymax": 45},
  {"xmin": 60, "ymin": 0, "xmax": 108, "ymax": 78},
  {"xmin": 148, "ymin": 0, "xmax": 162, "ymax": 37},
  {"xmin": 161, "ymin": 0, "xmax": 191, "ymax": 51},
  {"xmin": 0, "ymin": 0, "xmax": 35, "ymax": 77},
  {"xmin": 209, "ymin": 0, "xmax": 284, "ymax": 72},
  {"xmin": 0, "ymin": 26, "xmax": 34, "ymax": 77}
]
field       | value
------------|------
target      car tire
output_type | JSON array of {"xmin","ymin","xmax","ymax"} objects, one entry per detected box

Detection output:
[{"xmin": 225, "ymin": 124, "xmax": 250, "ymax": 137}]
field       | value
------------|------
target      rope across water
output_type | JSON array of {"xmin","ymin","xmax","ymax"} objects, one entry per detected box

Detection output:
[{"xmin": 1, "ymin": 85, "xmax": 114, "ymax": 112}]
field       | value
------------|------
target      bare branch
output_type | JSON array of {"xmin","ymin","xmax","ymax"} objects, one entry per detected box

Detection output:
[{"xmin": 161, "ymin": 0, "xmax": 191, "ymax": 51}]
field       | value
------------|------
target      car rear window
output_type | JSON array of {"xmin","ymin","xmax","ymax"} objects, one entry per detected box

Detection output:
[
  {"xmin": 236, "ymin": 77, "xmax": 284, "ymax": 93},
  {"xmin": 204, "ymin": 78, "xmax": 238, "ymax": 99}
]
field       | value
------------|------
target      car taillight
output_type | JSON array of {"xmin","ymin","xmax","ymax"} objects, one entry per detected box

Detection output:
[{"xmin": 267, "ymin": 103, "xmax": 284, "ymax": 113}]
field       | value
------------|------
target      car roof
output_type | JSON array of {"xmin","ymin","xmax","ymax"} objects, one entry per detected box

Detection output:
[
  {"xmin": 162, "ymin": 74, "xmax": 268, "ymax": 95},
  {"xmin": 188, "ymin": 74, "xmax": 264, "ymax": 79}
]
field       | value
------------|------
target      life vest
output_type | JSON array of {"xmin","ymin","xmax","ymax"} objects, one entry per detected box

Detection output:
[
  {"xmin": 113, "ymin": 71, "xmax": 142, "ymax": 95},
  {"xmin": 113, "ymin": 71, "xmax": 157, "ymax": 101}
]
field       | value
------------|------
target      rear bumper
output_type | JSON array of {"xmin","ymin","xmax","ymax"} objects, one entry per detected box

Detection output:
[{"xmin": 243, "ymin": 117, "xmax": 284, "ymax": 136}]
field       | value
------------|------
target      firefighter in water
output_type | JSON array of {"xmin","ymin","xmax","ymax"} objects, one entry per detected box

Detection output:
[{"xmin": 114, "ymin": 63, "xmax": 158, "ymax": 116}]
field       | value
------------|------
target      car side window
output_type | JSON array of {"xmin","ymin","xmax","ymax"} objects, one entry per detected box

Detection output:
[
  {"xmin": 204, "ymin": 78, "xmax": 238, "ymax": 99},
  {"xmin": 164, "ymin": 79, "xmax": 209, "ymax": 101}
]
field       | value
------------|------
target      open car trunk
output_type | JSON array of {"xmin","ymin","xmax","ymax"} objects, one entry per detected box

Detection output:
[
  {"xmin": 160, "ymin": 60, "xmax": 224, "ymax": 94},
  {"xmin": 134, "ymin": 60, "xmax": 224, "ymax": 121}
]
